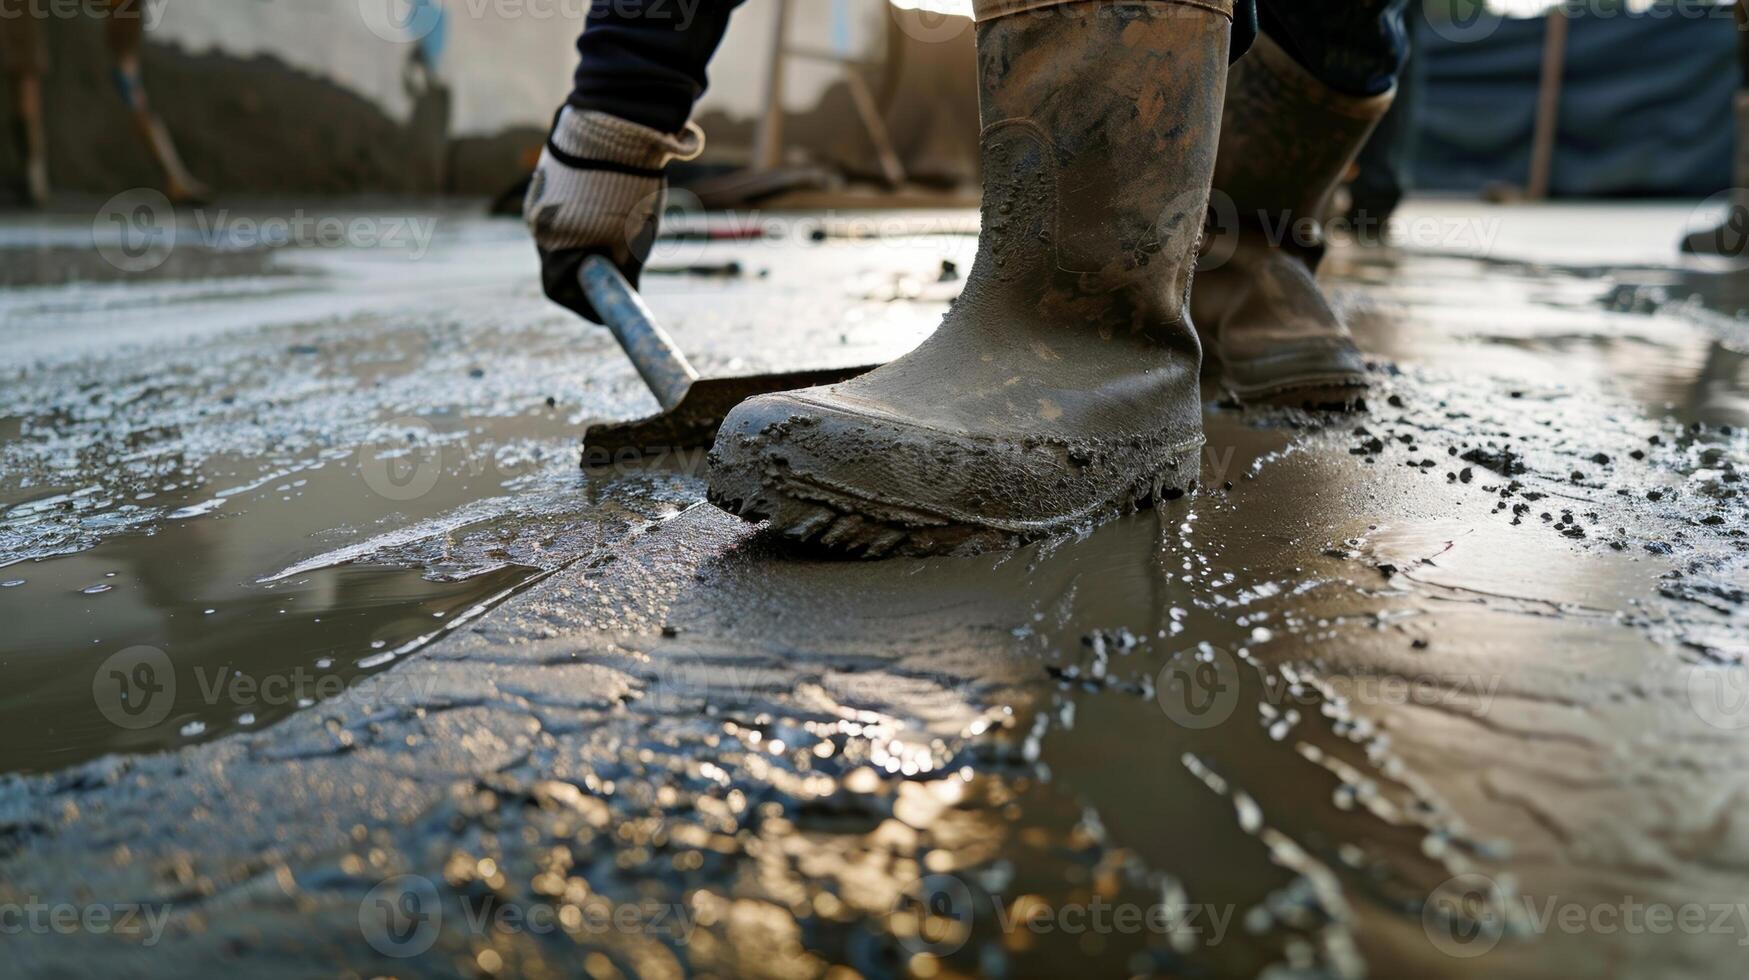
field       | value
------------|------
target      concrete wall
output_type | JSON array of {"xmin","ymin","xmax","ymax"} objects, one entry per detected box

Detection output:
[{"xmin": 154, "ymin": 0, "xmax": 423, "ymax": 124}]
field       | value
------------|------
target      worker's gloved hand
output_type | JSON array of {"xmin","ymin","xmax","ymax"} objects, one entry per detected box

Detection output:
[{"xmin": 524, "ymin": 106, "xmax": 704, "ymax": 323}]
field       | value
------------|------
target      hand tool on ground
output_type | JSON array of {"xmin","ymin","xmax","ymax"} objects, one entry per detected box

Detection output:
[{"xmin": 578, "ymin": 255, "xmax": 878, "ymax": 466}]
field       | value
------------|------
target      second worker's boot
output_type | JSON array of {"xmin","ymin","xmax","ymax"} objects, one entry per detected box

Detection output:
[
  {"xmin": 707, "ymin": 0, "xmax": 1234, "ymax": 558},
  {"xmin": 1191, "ymin": 34, "xmax": 1393, "ymax": 405}
]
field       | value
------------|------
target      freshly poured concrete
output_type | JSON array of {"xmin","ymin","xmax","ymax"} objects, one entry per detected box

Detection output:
[{"xmin": 0, "ymin": 200, "xmax": 1745, "ymax": 977}]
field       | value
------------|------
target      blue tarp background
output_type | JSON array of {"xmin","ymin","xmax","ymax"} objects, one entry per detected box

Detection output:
[{"xmin": 1413, "ymin": 5, "xmax": 1738, "ymax": 196}]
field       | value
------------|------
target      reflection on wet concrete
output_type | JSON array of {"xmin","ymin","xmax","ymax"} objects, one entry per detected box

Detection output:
[
  {"xmin": 1, "ymin": 203, "xmax": 1747, "ymax": 977},
  {"xmin": 0, "ymin": 221, "xmax": 685, "ymax": 769}
]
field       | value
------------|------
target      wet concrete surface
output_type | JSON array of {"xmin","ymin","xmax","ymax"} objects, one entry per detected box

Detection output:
[{"xmin": 1, "ymin": 199, "xmax": 1747, "ymax": 977}]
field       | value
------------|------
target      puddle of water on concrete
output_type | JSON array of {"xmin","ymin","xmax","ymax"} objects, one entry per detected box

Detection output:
[
  {"xmin": 0, "ymin": 237, "xmax": 683, "ymax": 772},
  {"xmin": 0, "ymin": 556, "xmax": 532, "ymax": 774},
  {"xmin": 0, "ymin": 394, "xmax": 706, "ymax": 773}
]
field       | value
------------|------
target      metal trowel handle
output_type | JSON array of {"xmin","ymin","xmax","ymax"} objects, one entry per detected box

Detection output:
[{"xmin": 578, "ymin": 255, "xmax": 698, "ymax": 413}]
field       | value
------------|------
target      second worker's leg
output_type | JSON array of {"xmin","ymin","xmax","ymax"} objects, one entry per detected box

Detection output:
[
  {"xmin": 1191, "ymin": 0, "xmax": 1408, "ymax": 405},
  {"xmin": 106, "ymin": 0, "xmax": 208, "ymax": 203},
  {"xmin": 5, "ymin": 14, "xmax": 49, "ymax": 206},
  {"xmin": 708, "ymin": 0, "xmax": 1234, "ymax": 558},
  {"xmin": 11, "ymin": 72, "xmax": 47, "ymax": 207}
]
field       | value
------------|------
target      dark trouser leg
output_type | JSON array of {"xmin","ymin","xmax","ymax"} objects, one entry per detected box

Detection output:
[
  {"xmin": 1346, "ymin": 1, "xmax": 1424, "ymax": 233},
  {"xmin": 1256, "ymin": 0, "xmax": 1410, "ymax": 97},
  {"xmin": 1737, "ymin": 0, "xmax": 1749, "ymax": 84},
  {"xmin": 1346, "ymin": 64, "xmax": 1417, "ymax": 232},
  {"xmin": 569, "ymin": 0, "xmax": 745, "ymax": 133},
  {"xmin": 1682, "ymin": 0, "xmax": 1749, "ymax": 255},
  {"xmin": 1234, "ymin": 0, "xmax": 1259, "ymax": 59}
]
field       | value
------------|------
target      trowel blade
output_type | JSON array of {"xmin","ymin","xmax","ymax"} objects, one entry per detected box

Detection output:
[{"xmin": 581, "ymin": 364, "xmax": 879, "ymax": 467}]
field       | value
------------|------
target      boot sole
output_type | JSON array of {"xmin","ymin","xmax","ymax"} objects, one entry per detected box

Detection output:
[
  {"xmin": 1200, "ymin": 345, "xmax": 1372, "ymax": 411},
  {"xmin": 707, "ymin": 443, "xmax": 1202, "ymax": 559},
  {"xmin": 1226, "ymin": 373, "xmax": 1370, "ymax": 412}
]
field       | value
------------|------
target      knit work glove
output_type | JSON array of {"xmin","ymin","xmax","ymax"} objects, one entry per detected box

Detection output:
[{"xmin": 524, "ymin": 106, "xmax": 704, "ymax": 322}]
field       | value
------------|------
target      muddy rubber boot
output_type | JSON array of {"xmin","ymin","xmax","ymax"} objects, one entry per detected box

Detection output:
[
  {"xmin": 1681, "ymin": 92, "xmax": 1749, "ymax": 259},
  {"xmin": 1191, "ymin": 34, "xmax": 1393, "ymax": 405},
  {"xmin": 707, "ymin": 0, "xmax": 1233, "ymax": 558}
]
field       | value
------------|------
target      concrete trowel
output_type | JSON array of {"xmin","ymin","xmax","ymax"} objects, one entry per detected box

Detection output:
[{"xmin": 578, "ymin": 255, "xmax": 879, "ymax": 466}]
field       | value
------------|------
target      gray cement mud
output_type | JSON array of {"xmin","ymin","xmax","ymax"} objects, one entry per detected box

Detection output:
[{"xmin": 1, "ymin": 202, "xmax": 1746, "ymax": 977}]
